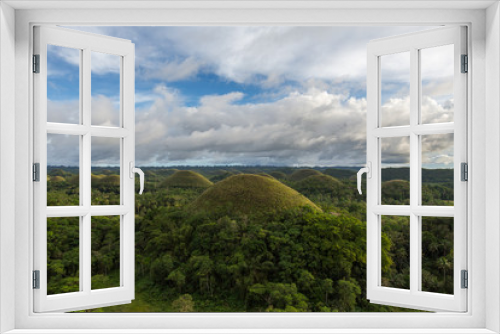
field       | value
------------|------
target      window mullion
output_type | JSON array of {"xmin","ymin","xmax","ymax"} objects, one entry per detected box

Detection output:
[
  {"xmin": 409, "ymin": 47, "xmax": 420, "ymax": 294},
  {"xmin": 82, "ymin": 47, "xmax": 92, "ymax": 294}
]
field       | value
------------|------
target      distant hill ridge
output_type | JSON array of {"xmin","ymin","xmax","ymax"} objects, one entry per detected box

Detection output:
[{"xmin": 47, "ymin": 166, "xmax": 453, "ymax": 183}]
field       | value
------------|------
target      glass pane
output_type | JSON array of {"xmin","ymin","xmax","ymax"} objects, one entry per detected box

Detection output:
[
  {"xmin": 381, "ymin": 136, "xmax": 410, "ymax": 205},
  {"xmin": 380, "ymin": 52, "xmax": 410, "ymax": 127},
  {"xmin": 381, "ymin": 215, "xmax": 410, "ymax": 290},
  {"xmin": 47, "ymin": 45, "xmax": 80, "ymax": 124},
  {"xmin": 421, "ymin": 217, "xmax": 454, "ymax": 294},
  {"xmin": 421, "ymin": 133, "xmax": 454, "ymax": 206},
  {"xmin": 421, "ymin": 45, "xmax": 454, "ymax": 124},
  {"xmin": 47, "ymin": 134, "xmax": 80, "ymax": 206},
  {"xmin": 91, "ymin": 216, "xmax": 121, "ymax": 290},
  {"xmin": 47, "ymin": 217, "xmax": 80, "ymax": 295},
  {"xmin": 91, "ymin": 52, "xmax": 121, "ymax": 127},
  {"xmin": 91, "ymin": 137, "xmax": 121, "ymax": 205}
]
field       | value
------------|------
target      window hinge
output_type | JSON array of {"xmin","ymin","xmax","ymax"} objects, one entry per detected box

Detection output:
[
  {"xmin": 33, "ymin": 163, "xmax": 40, "ymax": 182},
  {"xmin": 33, "ymin": 270, "xmax": 40, "ymax": 289},
  {"xmin": 461, "ymin": 270, "xmax": 468, "ymax": 289},
  {"xmin": 461, "ymin": 54, "xmax": 468, "ymax": 73},
  {"xmin": 461, "ymin": 162, "xmax": 468, "ymax": 181},
  {"xmin": 33, "ymin": 54, "xmax": 40, "ymax": 73}
]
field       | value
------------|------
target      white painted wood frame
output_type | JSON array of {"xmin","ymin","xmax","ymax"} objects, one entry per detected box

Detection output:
[
  {"xmin": 32, "ymin": 26, "xmax": 135, "ymax": 313},
  {"xmin": 366, "ymin": 26, "xmax": 467, "ymax": 312}
]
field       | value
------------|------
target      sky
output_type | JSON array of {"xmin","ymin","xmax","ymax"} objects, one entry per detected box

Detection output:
[{"xmin": 46, "ymin": 26, "xmax": 455, "ymax": 168}]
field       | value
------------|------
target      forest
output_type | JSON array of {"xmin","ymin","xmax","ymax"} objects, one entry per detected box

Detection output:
[{"xmin": 46, "ymin": 166, "xmax": 454, "ymax": 312}]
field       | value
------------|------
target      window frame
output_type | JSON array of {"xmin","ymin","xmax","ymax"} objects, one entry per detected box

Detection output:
[
  {"xmin": 366, "ymin": 26, "xmax": 468, "ymax": 312},
  {"xmin": 33, "ymin": 25, "xmax": 136, "ymax": 313},
  {"xmin": 2, "ymin": 3, "xmax": 496, "ymax": 333}
]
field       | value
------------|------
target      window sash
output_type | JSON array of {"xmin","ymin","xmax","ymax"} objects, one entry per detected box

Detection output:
[
  {"xmin": 33, "ymin": 26, "xmax": 136, "ymax": 313},
  {"xmin": 366, "ymin": 26, "xmax": 468, "ymax": 312}
]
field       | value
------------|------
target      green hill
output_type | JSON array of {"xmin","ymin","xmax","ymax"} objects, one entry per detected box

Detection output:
[
  {"xmin": 161, "ymin": 170, "xmax": 213, "ymax": 188},
  {"xmin": 382, "ymin": 180, "xmax": 410, "ymax": 204},
  {"xmin": 269, "ymin": 171, "xmax": 287, "ymax": 180},
  {"xmin": 289, "ymin": 169, "xmax": 323, "ymax": 182},
  {"xmin": 210, "ymin": 171, "xmax": 235, "ymax": 183},
  {"xmin": 190, "ymin": 174, "xmax": 321, "ymax": 216},
  {"xmin": 323, "ymin": 168, "xmax": 357, "ymax": 179},
  {"xmin": 295, "ymin": 174, "xmax": 342, "ymax": 194}
]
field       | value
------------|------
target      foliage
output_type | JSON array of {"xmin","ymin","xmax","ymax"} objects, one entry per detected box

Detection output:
[
  {"xmin": 46, "ymin": 166, "xmax": 454, "ymax": 313},
  {"xmin": 288, "ymin": 169, "xmax": 323, "ymax": 182}
]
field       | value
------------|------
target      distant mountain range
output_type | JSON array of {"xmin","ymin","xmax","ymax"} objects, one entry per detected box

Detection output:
[{"xmin": 48, "ymin": 166, "xmax": 453, "ymax": 183}]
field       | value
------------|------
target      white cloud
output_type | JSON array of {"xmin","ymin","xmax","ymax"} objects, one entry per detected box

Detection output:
[
  {"xmin": 47, "ymin": 100, "xmax": 80, "ymax": 124},
  {"xmin": 142, "ymin": 57, "xmax": 203, "ymax": 82},
  {"xmin": 91, "ymin": 95, "xmax": 120, "ymax": 126},
  {"xmin": 91, "ymin": 51, "xmax": 121, "ymax": 75},
  {"xmin": 66, "ymin": 26, "xmax": 434, "ymax": 85},
  {"xmin": 134, "ymin": 84, "xmax": 368, "ymax": 166},
  {"xmin": 47, "ymin": 84, "xmax": 454, "ymax": 168}
]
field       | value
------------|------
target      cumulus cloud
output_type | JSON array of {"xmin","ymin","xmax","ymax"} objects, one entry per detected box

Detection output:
[
  {"xmin": 47, "ymin": 133, "xmax": 80, "ymax": 166},
  {"xmin": 133, "ymin": 85, "xmax": 367, "ymax": 166},
  {"xmin": 47, "ymin": 85, "xmax": 454, "ymax": 168},
  {"xmin": 67, "ymin": 26, "xmax": 434, "ymax": 86},
  {"xmin": 91, "ymin": 51, "xmax": 121, "ymax": 75},
  {"xmin": 91, "ymin": 95, "xmax": 120, "ymax": 126},
  {"xmin": 47, "ymin": 100, "xmax": 80, "ymax": 124},
  {"xmin": 141, "ymin": 57, "xmax": 204, "ymax": 82},
  {"xmin": 46, "ymin": 26, "xmax": 455, "ymax": 168},
  {"xmin": 422, "ymin": 133, "xmax": 454, "ymax": 167},
  {"xmin": 91, "ymin": 137, "xmax": 121, "ymax": 166},
  {"xmin": 381, "ymin": 136, "xmax": 410, "ymax": 165}
]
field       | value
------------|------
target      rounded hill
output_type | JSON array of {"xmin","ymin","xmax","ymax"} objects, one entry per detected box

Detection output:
[
  {"xmin": 382, "ymin": 180, "xmax": 410, "ymax": 204},
  {"xmin": 161, "ymin": 170, "xmax": 213, "ymax": 188},
  {"xmin": 268, "ymin": 171, "xmax": 287, "ymax": 180},
  {"xmin": 295, "ymin": 175, "xmax": 342, "ymax": 194},
  {"xmin": 289, "ymin": 169, "xmax": 323, "ymax": 182},
  {"xmin": 190, "ymin": 174, "xmax": 321, "ymax": 216}
]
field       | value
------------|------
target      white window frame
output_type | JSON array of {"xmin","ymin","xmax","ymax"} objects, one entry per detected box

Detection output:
[
  {"xmin": 1, "ymin": 1, "xmax": 499, "ymax": 333},
  {"xmin": 33, "ymin": 26, "xmax": 136, "ymax": 313},
  {"xmin": 366, "ymin": 26, "xmax": 468, "ymax": 312}
]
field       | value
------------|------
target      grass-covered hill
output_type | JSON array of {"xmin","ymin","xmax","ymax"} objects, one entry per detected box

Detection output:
[
  {"xmin": 381, "ymin": 180, "xmax": 410, "ymax": 204},
  {"xmin": 190, "ymin": 174, "xmax": 322, "ymax": 215},
  {"xmin": 91, "ymin": 174, "xmax": 120, "ymax": 186},
  {"xmin": 268, "ymin": 171, "xmax": 287, "ymax": 180},
  {"xmin": 161, "ymin": 170, "xmax": 213, "ymax": 189},
  {"xmin": 295, "ymin": 174, "xmax": 342, "ymax": 194},
  {"xmin": 288, "ymin": 169, "xmax": 323, "ymax": 182}
]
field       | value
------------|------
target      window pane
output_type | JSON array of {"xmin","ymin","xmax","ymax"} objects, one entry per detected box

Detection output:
[
  {"xmin": 47, "ymin": 45, "xmax": 80, "ymax": 124},
  {"xmin": 91, "ymin": 216, "xmax": 121, "ymax": 290},
  {"xmin": 47, "ymin": 217, "xmax": 80, "ymax": 295},
  {"xmin": 421, "ymin": 133, "xmax": 454, "ymax": 206},
  {"xmin": 381, "ymin": 215, "xmax": 410, "ymax": 290},
  {"xmin": 380, "ymin": 52, "xmax": 410, "ymax": 127},
  {"xmin": 381, "ymin": 136, "xmax": 410, "ymax": 205},
  {"xmin": 47, "ymin": 134, "xmax": 80, "ymax": 206},
  {"xmin": 420, "ymin": 45, "xmax": 454, "ymax": 124},
  {"xmin": 91, "ymin": 137, "xmax": 121, "ymax": 205},
  {"xmin": 421, "ymin": 217, "xmax": 454, "ymax": 294},
  {"xmin": 91, "ymin": 52, "xmax": 121, "ymax": 127}
]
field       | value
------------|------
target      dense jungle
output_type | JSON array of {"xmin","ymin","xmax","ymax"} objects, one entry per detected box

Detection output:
[{"xmin": 46, "ymin": 166, "xmax": 454, "ymax": 312}]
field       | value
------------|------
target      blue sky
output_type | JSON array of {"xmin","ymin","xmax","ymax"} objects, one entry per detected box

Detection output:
[{"xmin": 47, "ymin": 26, "xmax": 454, "ymax": 167}]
